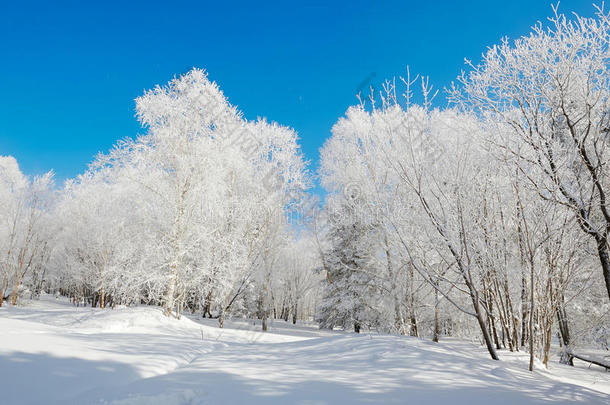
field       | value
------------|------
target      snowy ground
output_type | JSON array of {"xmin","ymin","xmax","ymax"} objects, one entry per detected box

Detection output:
[{"xmin": 0, "ymin": 296, "xmax": 608, "ymax": 405}]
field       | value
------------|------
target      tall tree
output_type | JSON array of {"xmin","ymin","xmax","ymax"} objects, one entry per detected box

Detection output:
[{"xmin": 451, "ymin": 6, "xmax": 610, "ymax": 301}]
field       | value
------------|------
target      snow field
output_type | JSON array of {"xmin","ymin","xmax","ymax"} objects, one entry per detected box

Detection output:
[{"xmin": 0, "ymin": 296, "xmax": 608, "ymax": 405}]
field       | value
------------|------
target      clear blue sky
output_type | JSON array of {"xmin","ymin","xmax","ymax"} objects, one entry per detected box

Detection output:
[{"xmin": 0, "ymin": 0, "xmax": 595, "ymax": 183}]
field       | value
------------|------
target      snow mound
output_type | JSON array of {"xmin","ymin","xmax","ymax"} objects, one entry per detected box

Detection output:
[{"xmin": 73, "ymin": 307, "xmax": 202, "ymax": 335}]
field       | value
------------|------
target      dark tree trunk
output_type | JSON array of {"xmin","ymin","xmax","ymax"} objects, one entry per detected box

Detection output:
[
  {"xmin": 469, "ymin": 289, "xmax": 499, "ymax": 361},
  {"xmin": 569, "ymin": 352, "xmax": 610, "ymax": 370},
  {"xmin": 218, "ymin": 310, "xmax": 225, "ymax": 328},
  {"xmin": 433, "ymin": 287, "xmax": 440, "ymax": 343},
  {"xmin": 475, "ymin": 305, "xmax": 499, "ymax": 360},
  {"xmin": 556, "ymin": 297, "xmax": 574, "ymax": 366},
  {"xmin": 202, "ymin": 291, "xmax": 213, "ymax": 318},
  {"xmin": 491, "ymin": 316, "xmax": 501, "ymax": 350},
  {"xmin": 595, "ymin": 235, "xmax": 610, "ymax": 301},
  {"xmin": 486, "ymin": 287, "xmax": 502, "ymax": 350},
  {"xmin": 529, "ymin": 259, "xmax": 535, "ymax": 372},
  {"xmin": 521, "ymin": 270, "xmax": 528, "ymax": 348}
]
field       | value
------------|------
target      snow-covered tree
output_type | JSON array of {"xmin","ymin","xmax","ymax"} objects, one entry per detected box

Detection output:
[
  {"xmin": 52, "ymin": 68, "xmax": 309, "ymax": 322},
  {"xmin": 0, "ymin": 156, "xmax": 54, "ymax": 306},
  {"xmin": 450, "ymin": 5, "xmax": 610, "ymax": 302},
  {"xmin": 317, "ymin": 197, "xmax": 387, "ymax": 332}
]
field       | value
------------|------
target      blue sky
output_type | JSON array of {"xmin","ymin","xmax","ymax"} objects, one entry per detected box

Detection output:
[{"xmin": 0, "ymin": 0, "xmax": 596, "ymax": 184}]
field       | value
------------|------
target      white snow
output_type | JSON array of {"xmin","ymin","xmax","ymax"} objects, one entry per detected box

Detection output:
[{"xmin": 0, "ymin": 296, "xmax": 608, "ymax": 405}]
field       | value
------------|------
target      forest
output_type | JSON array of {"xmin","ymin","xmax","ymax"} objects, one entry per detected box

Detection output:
[{"xmin": 1, "ymin": 5, "xmax": 609, "ymax": 380}]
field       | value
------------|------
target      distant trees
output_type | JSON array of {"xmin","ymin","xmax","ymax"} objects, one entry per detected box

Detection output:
[
  {"xmin": 0, "ymin": 156, "xmax": 53, "ymax": 306},
  {"xmin": 55, "ymin": 169, "xmax": 138, "ymax": 308},
  {"xmin": 277, "ymin": 236, "xmax": 321, "ymax": 324}
]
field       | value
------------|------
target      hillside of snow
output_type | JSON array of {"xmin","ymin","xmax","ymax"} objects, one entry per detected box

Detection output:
[{"xmin": 0, "ymin": 296, "xmax": 608, "ymax": 405}]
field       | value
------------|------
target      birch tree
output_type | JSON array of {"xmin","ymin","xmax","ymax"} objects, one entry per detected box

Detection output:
[{"xmin": 451, "ymin": 5, "xmax": 610, "ymax": 301}]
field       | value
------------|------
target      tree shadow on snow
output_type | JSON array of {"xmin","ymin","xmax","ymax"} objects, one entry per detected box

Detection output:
[
  {"xmin": 0, "ymin": 351, "xmax": 140, "ymax": 405},
  {"xmin": 63, "ymin": 334, "xmax": 609, "ymax": 405}
]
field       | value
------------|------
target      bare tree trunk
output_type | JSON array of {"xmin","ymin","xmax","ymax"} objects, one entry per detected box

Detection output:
[
  {"xmin": 280, "ymin": 302, "xmax": 287, "ymax": 321},
  {"xmin": 0, "ymin": 271, "xmax": 7, "ymax": 307},
  {"xmin": 408, "ymin": 265, "xmax": 418, "ymax": 337},
  {"xmin": 203, "ymin": 290, "xmax": 213, "ymax": 318},
  {"xmin": 409, "ymin": 314, "xmax": 418, "ymax": 337},
  {"xmin": 261, "ymin": 281, "xmax": 269, "ymax": 332},
  {"xmin": 163, "ymin": 268, "xmax": 177, "ymax": 317},
  {"xmin": 433, "ymin": 286, "xmax": 440, "ymax": 343},
  {"xmin": 11, "ymin": 248, "xmax": 28, "ymax": 305},
  {"xmin": 521, "ymin": 269, "xmax": 528, "ymax": 348},
  {"xmin": 542, "ymin": 320, "xmax": 552, "ymax": 368},
  {"xmin": 10, "ymin": 278, "xmax": 20, "ymax": 305},
  {"xmin": 385, "ymin": 239, "xmax": 406, "ymax": 334},
  {"xmin": 491, "ymin": 314, "xmax": 501, "ymax": 350},
  {"xmin": 485, "ymin": 282, "xmax": 502, "ymax": 350},
  {"xmin": 218, "ymin": 309, "xmax": 225, "ymax": 328},
  {"xmin": 556, "ymin": 297, "xmax": 574, "ymax": 366},
  {"xmin": 472, "ymin": 293, "xmax": 500, "ymax": 360},
  {"xmin": 100, "ymin": 250, "xmax": 107, "ymax": 309},
  {"xmin": 529, "ymin": 260, "xmax": 535, "ymax": 372},
  {"xmin": 0, "ymin": 274, "xmax": 8, "ymax": 307},
  {"xmin": 595, "ymin": 235, "xmax": 610, "ymax": 301},
  {"xmin": 503, "ymin": 278, "xmax": 519, "ymax": 352}
]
